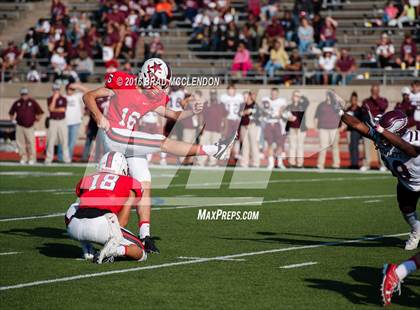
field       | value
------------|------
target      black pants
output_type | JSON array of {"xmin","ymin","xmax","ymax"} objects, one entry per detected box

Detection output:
[
  {"xmin": 349, "ymin": 130, "xmax": 361, "ymax": 168},
  {"xmin": 397, "ymin": 182, "xmax": 420, "ymax": 214}
]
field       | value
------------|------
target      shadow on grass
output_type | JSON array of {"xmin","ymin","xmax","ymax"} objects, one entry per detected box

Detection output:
[
  {"xmin": 0, "ymin": 227, "xmax": 67, "ymax": 239},
  {"xmin": 37, "ymin": 242, "xmax": 82, "ymax": 259},
  {"xmin": 306, "ymin": 266, "xmax": 420, "ymax": 308},
  {"xmin": 216, "ymin": 231, "xmax": 405, "ymax": 249}
]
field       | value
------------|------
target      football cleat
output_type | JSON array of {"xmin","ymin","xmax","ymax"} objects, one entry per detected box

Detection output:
[
  {"xmin": 381, "ymin": 264, "xmax": 402, "ymax": 306},
  {"xmin": 81, "ymin": 241, "xmax": 95, "ymax": 261},
  {"xmin": 404, "ymin": 229, "xmax": 420, "ymax": 250},
  {"xmin": 95, "ymin": 238, "xmax": 119, "ymax": 264},
  {"xmin": 141, "ymin": 236, "xmax": 160, "ymax": 254},
  {"xmin": 214, "ymin": 132, "xmax": 237, "ymax": 160}
]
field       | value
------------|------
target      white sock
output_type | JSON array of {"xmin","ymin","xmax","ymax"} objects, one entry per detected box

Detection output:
[
  {"xmin": 116, "ymin": 245, "xmax": 126, "ymax": 257},
  {"xmin": 139, "ymin": 222, "xmax": 150, "ymax": 239},
  {"xmin": 202, "ymin": 145, "xmax": 218, "ymax": 156},
  {"xmin": 395, "ymin": 260, "xmax": 417, "ymax": 280},
  {"xmin": 413, "ymin": 220, "xmax": 420, "ymax": 232}
]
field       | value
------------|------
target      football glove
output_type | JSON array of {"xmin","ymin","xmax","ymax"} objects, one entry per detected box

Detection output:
[{"xmin": 141, "ymin": 236, "xmax": 160, "ymax": 254}]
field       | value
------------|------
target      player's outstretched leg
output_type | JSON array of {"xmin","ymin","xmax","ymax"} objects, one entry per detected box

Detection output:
[
  {"xmin": 397, "ymin": 182, "xmax": 420, "ymax": 250},
  {"xmin": 160, "ymin": 132, "xmax": 237, "ymax": 161},
  {"xmin": 381, "ymin": 253, "xmax": 420, "ymax": 306}
]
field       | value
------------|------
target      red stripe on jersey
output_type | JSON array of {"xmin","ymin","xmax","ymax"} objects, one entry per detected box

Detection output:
[
  {"xmin": 105, "ymin": 151, "xmax": 115, "ymax": 168},
  {"xmin": 107, "ymin": 129, "xmax": 163, "ymax": 147},
  {"xmin": 121, "ymin": 229, "xmax": 144, "ymax": 249}
]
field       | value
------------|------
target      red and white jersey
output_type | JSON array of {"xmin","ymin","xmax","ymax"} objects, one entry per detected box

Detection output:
[
  {"xmin": 104, "ymin": 71, "xmax": 169, "ymax": 131},
  {"xmin": 76, "ymin": 172, "xmax": 143, "ymax": 214},
  {"xmin": 168, "ymin": 89, "xmax": 185, "ymax": 112}
]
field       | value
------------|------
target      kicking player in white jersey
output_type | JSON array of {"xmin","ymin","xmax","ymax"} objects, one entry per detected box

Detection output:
[{"xmin": 330, "ymin": 91, "xmax": 420, "ymax": 250}]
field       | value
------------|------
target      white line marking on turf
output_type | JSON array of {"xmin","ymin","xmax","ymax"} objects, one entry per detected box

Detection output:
[
  {"xmin": 0, "ymin": 252, "xmax": 20, "ymax": 256},
  {"xmin": 0, "ymin": 175, "xmax": 391, "ymax": 195},
  {"xmin": 363, "ymin": 200, "xmax": 382, "ymax": 204},
  {"xmin": 177, "ymin": 256, "xmax": 246, "ymax": 262},
  {"xmin": 0, "ymin": 161, "xmax": 391, "ymax": 174},
  {"xmin": 0, "ymin": 171, "xmax": 74, "ymax": 176},
  {"xmin": 0, "ymin": 232, "xmax": 407, "ymax": 291},
  {"xmin": 279, "ymin": 262, "xmax": 318, "ymax": 269},
  {"xmin": 0, "ymin": 194, "xmax": 395, "ymax": 223}
]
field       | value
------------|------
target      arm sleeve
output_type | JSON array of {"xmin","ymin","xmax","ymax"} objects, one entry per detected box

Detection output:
[{"xmin": 8, "ymin": 102, "xmax": 16, "ymax": 115}]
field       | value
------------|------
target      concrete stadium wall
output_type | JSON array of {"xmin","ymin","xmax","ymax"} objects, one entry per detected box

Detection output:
[{"xmin": 0, "ymin": 83, "xmax": 403, "ymax": 131}]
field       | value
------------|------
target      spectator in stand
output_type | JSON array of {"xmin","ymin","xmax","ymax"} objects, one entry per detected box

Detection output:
[
  {"xmin": 344, "ymin": 92, "xmax": 363, "ymax": 169},
  {"xmin": 150, "ymin": 0, "xmax": 173, "ymax": 30},
  {"xmin": 360, "ymin": 84, "xmax": 388, "ymax": 171},
  {"xmin": 265, "ymin": 16, "xmax": 285, "ymax": 40},
  {"xmin": 410, "ymin": 80, "xmax": 420, "ymax": 129},
  {"xmin": 411, "ymin": 0, "xmax": 420, "ymax": 16},
  {"xmin": 51, "ymin": 0, "xmax": 68, "ymax": 23},
  {"xmin": 315, "ymin": 92, "xmax": 341, "ymax": 170},
  {"xmin": 57, "ymin": 83, "xmax": 88, "ymax": 162},
  {"xmin": 395, "ymin": 87, "xmax": 416, "ymax": 129},
  {"xmin": 45, "ymin": 84, "xmax": 70, "ymax": 164},
  {"xmin": 21, "ymin": 28, "xmax": 40, "ymax": 60},
  {"xmin": 284, "ymin": 49, "xmax": 303, "ymax": 84},
  {"xmin": 383, "ymin": 1, "xmax": 399, "ymax": 25},
  {"xmin": 231, "ymin": 42, "xmax": 253, "ymax": 78},
  {"xmin": 293, "ymin": 1, "xmax": 314, "ymax": 26},
  {"xmin": 334, "ymin": 48, "xmax": 357, "ymax": 85},
  {"xmin": 389, "ymin": 0, "xmax": 416, "ymax": 28},
  {"xmin": 239, "ymin": 91, "xmax": 260, "ymax": 168},
  {"xmin": 317, "ymin": 47, "xmax": 337, "ymax": 85},
  {"xmin": 148, "ymin": 34, "xmax": 164, "ymax": 58},
  {"xmin": 280, "ymin": 10, "xmax": 296, "ymax": 43},
  {"xmin": 197, "ymin": 90, "xmax": 227, "ymax": 166},
  {"xmin": 396, "ymin": 34, "xmax": 419, "ymax": 69},
  {"xmin": 297, "ymin": 17, "xmax": 314, "ymax": 54},
  {"xmin": 117, "ymin": 25, "xmax": 139, "ymax": 59},
  {"xmin": 1, "ymin": 41, "xmax": 22, "ymax": 81},
  {"xmin": 264, "ymin": 40, "xmax": 289, "ymax": 78},
  {"xmin": 26, "ymin": 64, "xmax": 41, "ymax": 83},
  {"xmin": 376, "ymin": 33, "xmax": 395, "ymax": 68},
  {"xmin": 75, "ymin": 51, "xmax": 94, "ymax": 82},
  {"xmin": 51, "ymin": 47, "xmax": 67, "ymax": 81},
  {"xmin": 319, "ymin": 16, "xmax": 337, "ymax": 48},
  {"xmin": 183, "ymin": 0, "xmax": 199, "ymax": 23},
  {"xmin": 284, "ymin": 91, "xmax": 309, "ymax": 168},
  {"xmin": 9, "ymin": 88, "xmax": 44, "ymax": 164}
]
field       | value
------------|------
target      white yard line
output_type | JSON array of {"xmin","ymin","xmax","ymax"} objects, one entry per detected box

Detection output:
[
  {"xmin": 363, "ymin": 200, "xmax": 382, "ymax": 204},
  {"xmin": 0, "ymin": 161, "xmax": 390, "ymax": 174},
  {"xmin": 0, "ymin": 175, "xmax": 391, "ymax": 195},
  {"xmin": 279, "ymin": 262, "xmax": 318, "ymax": 269},
  {"xmin": 0, "ymin": 172, "xmax": 74, "ymax": 176},
  {"xmin": 0, "ymin": 232, "xmax": 407, "ymax": 291},
  {"xmin": 0, "ymin": 194, "xmax": 395, "ymax": 223},
  {"xmin": 177, "ymin": 256, "xmax": 246, "ymax": 262},
  {"xmin": 0, "ymin": 252, "xmax": 20, "ymax": 256}
]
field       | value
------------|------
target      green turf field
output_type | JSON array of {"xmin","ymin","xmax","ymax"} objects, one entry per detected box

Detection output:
[{"xmin": 0, "ymin": 165, "xmax": 418, "ymax": 309}]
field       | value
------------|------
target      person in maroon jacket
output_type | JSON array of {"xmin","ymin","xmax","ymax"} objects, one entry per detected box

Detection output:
[
  {"xmin": 197, "ymin": 90, "xmax": 228, "ymax": 166},
  {"xmin": 396, "ymin": 34, "xmax": 419, "ymax": 69},
  {"xmin": 9, "ymin": 88, "xmax": 44, "ymax": 164},
  {"xmin": 360, "ymin": 84, "xmax": 388, "ymax": 171},
  {"xmin": 395, "ymin": 87, "xmax": 416, "ymax": 129}
]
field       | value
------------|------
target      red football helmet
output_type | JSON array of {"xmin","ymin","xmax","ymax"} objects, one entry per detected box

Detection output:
[{"xmin": 378, "ymin": 110, "xmax": 408, "ymax": 136}]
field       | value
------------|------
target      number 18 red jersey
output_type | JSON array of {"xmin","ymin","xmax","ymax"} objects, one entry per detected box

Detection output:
[{"xmin": 75, "ymin": 172, "xmax": 143, "ymax": 214}]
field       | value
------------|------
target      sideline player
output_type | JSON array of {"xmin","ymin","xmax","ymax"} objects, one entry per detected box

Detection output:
[
  {"xmin": 261, "ymin": 88, "xmax": 288, "ymax": 169},
  {"xmin": 65, "ymin": 152, "xmax": 146, "ymax": 264},
  {"xmin": 83, "ymin": 58, "xmax": 236, "ymax": 253},
  {"xmin": 330, "ymin": 91, "xmax": 420, "ymax": 250}
]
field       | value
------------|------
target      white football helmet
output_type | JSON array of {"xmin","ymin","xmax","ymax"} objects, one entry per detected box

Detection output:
[
  {"xmin": 98, "ymin": 152, "xmax": 129, "ymax": 176},
  {"xmin": 139, "ymin": 57, "xmax": 172, "ymax": 90}
]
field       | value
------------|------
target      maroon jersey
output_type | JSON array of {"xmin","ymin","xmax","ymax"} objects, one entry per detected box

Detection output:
[
  {"xmin": 76, "ymin": 172, "xmax": 142, "ymax": 214},
  {"xmin": 9, "ymin": 98, "xmax": 43, "ymax": 127},
  {"xmin": 47, "ymin": 95, "xmax": 67, "ymax": 120}
]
